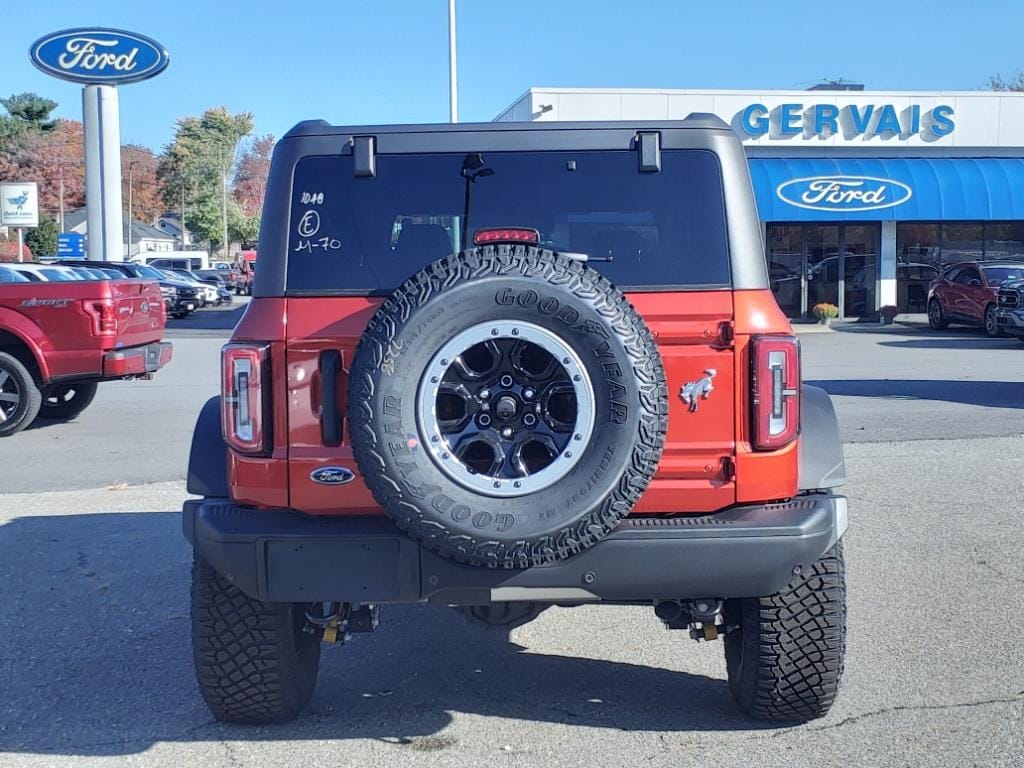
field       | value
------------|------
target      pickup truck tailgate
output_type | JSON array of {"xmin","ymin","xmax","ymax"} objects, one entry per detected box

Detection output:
[{"xmin": 111, "ymin": 280, "xmax": 165, "ymax": 346}]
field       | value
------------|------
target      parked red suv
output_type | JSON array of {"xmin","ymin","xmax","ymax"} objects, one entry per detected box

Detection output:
[
  {"xmin": 185, "ymin": 118, "xmax": 848, "ymax": 725},
  {"xmin": 927, "ymin": 261, "xmax": 1024, "ymax": 336}
]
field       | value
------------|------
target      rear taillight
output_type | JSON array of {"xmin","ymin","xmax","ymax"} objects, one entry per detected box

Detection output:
[
  {"xmin": 751, "ymin": 335, "xmax": 800, "ymax": 451},
  {"xmin": 82, "ymin": 299, "xmax": 117, "ymax": 335},
  {"xmin": 222, "ymin": 343, "xmax": 270, "ymax": 455}
]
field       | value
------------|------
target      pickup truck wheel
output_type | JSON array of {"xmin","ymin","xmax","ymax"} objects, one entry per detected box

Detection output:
[
  {"xmin": 349, "ymin": 245, "xmax": 668, "ymax": 568},
  {"xmin": 191, "ymin": 555, "xmax": 320, "ymax": 724},
  {"xmin": 0, "ymin": 352, "xmax": 42, "ymax": 437},
  {"xmin": 39, "ymin": 381, "xmax": 98, "ymax": 422},
  {"xmin": 723, "ymin": 541, "xmax": 847, "ymax": 722}
]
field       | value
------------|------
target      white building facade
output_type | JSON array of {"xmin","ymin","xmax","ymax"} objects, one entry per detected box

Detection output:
[{"xmin": 496, "ymin": 88, "xmax": 1024, "ymax": 319}]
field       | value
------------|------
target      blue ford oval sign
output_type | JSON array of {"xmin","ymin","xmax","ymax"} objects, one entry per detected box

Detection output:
[
  {"xmin": 776, "ymin": 175, "xmax": 912, "ymax": 213},
  {"xmin": 30, "ymin": 28, "xmax": 170, "ymax": 85},
  {"xmin": 310, "ymin": 466, "xmax": 355, "ymax": 486}
]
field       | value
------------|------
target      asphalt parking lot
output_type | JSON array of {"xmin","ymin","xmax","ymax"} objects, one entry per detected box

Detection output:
[{"xmin": 1, "ymin": 316, "xmax": 1022, "ymax": 767}]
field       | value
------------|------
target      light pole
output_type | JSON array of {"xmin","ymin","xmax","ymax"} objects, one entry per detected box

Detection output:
[
  {"xmin": 126, "ymin": 159, "xmax": 139, "ymax": 259},
  {"xmin": 448, "ymin": 0, "xmax": 458, "ymax": 123}
]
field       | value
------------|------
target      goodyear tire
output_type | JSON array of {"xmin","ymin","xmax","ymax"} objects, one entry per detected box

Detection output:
[
  {"xmin": 723, "ymin": 541, "xmax": 847, "ymax": 722},
  {"xmin": 0, "ymin": 351, "xmax": 42, "ymax": 438},
  {"xmin": 191, "ymin": 555, "xmax": 320, "ymax": 724},
  {"xmin": 349, "ymin": 245, "xmax": 668, "ymax": 569}
]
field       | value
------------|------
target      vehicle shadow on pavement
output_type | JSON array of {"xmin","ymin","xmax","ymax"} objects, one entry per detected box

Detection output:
[
  {"xmin": 807, "ymin": 379, "xmax": 1024, "ymax": 409},
  {"xmin": 0, "ymin": 510, "xmax": 766, "ymax": 758},
  {"xmin": 877, "ymin": 336, "xmax": 1023, "ymax": 350},
  {"xmin": 165, "ymin": 302, "xmax": 247, "ymax": 333}
]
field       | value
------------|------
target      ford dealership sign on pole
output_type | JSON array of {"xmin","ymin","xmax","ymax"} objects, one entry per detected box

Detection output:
[{"xmin": 29, "ymin": 29, "xmax": 169, "ymax": 261}]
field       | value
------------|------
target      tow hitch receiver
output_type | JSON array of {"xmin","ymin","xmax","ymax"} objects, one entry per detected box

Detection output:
[
  {"xmin": 654, "ymin": 598, "xmax": 734, "ymax": 641},
  {"xmin": 305, "ymin": 603, "xmax": 380, "ymax": 644}
]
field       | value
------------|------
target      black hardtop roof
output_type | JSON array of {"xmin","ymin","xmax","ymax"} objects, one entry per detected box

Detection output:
[{"xmin": 283, "ymin": 114, "xmax": 731, "ymax": 140}]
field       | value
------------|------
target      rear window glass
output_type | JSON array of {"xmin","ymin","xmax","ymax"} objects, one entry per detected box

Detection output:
[{"xmin": 286, "ymin": 150, "xmax": 730, "ymax": 293}]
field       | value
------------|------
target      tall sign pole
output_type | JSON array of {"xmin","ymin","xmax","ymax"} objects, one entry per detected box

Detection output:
[
  {"xmin": 30, "ymin": 28, "xmax": 170, "ymax": 261},
  {"xmin": 82, "ymin": 84, "xmax": 123, "ymax": 261},
  {"xmin": 448, "ymin": 0, "xmax": 458, "ymax": 123}
]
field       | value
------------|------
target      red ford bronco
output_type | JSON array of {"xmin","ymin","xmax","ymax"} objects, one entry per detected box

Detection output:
[
  {"xmin": 0, "ymin": 270, "xmax": 172, "ymax": 435},
  {"xmin": 184, "ymin": 117, "xmax": 848, "ymax": 725}
]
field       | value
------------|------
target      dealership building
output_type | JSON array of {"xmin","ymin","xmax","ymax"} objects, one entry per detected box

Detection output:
[{"xmin": 496, "ymin": 87, "xmax": 1024, "ymax": 320}]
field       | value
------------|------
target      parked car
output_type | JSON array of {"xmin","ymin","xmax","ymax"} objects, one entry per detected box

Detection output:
[
  {"xmin": 57, "ymin": 260, "xmax": 199, "ymax": 319},
  {"xmin": 184, "ymin": 117, "xmax": 848, "ymax": 725},
  {"xmin": 0, "ymin": 271, "xmax": 172, "ymax": 435},
  {"xmin": 166, "ymin": 269, "xmax": 230, "ymax": 306},
  {"xmin": 157, "ymin": 269, "xmax": 217, "ymax": 307},
  {"xmin": 195, "ymin": 268, "xmax": 238, "ymax": 293},
  {"xmin": 994, "ymin": 278, "xmax": 1024, "ymax": 343},
  {"xmin": 6, "ymin": 263, "xmax": 85, "ymax": 282},
  {"xmin": 927, "ymin": 261, "xmax": 1024, "ymax": 336}
]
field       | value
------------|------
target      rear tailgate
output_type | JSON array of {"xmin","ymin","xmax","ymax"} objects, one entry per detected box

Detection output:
[{"xmin": 110, "ymin": 279, "xmax": 165, "ymax": 347}]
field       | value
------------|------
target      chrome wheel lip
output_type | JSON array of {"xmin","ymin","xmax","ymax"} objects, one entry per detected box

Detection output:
[{"xmin": 416, "ymin": 320, "xmax": 596, "ymax": 499}]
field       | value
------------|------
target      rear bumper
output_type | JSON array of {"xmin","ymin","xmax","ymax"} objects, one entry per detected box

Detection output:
[
  {"xmin": 183, "ymin": 495, "xmax": 848, "ymax": 605},
  {"xmin": 102, "ymin": 341, "xmax": 173, "ymax": 378}
]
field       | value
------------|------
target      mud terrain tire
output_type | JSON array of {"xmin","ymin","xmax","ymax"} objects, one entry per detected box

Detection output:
[
  {"xmin": 349, "ymin": 245, "xmax": 668, "ymax": 568},
  {"xmin": 724, "ymin": 541, "xmax": 847, "ymax": 722},
  {"xmin": 191, "ymin": 555, "xmax": 320, "ymax": 724}
]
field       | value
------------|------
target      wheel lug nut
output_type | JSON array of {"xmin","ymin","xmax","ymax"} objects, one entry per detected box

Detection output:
[
  {"xmin": 523, "ymin": 413, "xmax": 537, "ymax": 427},
  {"xmin": 501, "ymin": 426, "xmax": 513, "ymax": 439},
  {"xmin": 479, "ymin": 388, "xmax": 491, "ymax": 400},
  {"xmin": 523, "ymin": 387, "xmax": 535, "ymax": 400},
  {"xmin": 479, "ymin": 414, "xmax": 492, "ymax": 427},
  {"xmin": 481, "ymin": 403, "xmax": 490, "ymax": 411},
  {"xmin": 499, "ymin": 374, "xmax": 513, "ymax": 388},
  {"xmin": 440, "ymin": 359, "xmax": 448, "ymax": 366}
]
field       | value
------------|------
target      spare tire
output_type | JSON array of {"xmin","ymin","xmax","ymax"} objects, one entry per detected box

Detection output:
[{"xmin": 349, "ymin": 245, "xmax": 667, "ymax": 568}]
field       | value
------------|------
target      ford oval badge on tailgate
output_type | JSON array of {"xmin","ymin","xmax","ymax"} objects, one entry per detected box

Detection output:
[{"xmin": 310, "ymin": 466, "xmax": 355, "ymax": 486}]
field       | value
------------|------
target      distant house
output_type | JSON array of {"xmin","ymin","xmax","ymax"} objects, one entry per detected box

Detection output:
[
  {"xmin": 63, "ymin": 207, "xmax": 177, "ymax": 259},
  {"xmin": 156, "ymin": 211, "xmax": 193, "ymax": 249}
]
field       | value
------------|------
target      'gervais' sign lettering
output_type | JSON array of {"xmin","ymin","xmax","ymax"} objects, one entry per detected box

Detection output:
[
  {"xmin": 739, "ymin": 103, "xmax": 954, "ymax": 140},
  {"xmin": 29, "ymin": 28, "xmax": 169, "ymax": 85}
]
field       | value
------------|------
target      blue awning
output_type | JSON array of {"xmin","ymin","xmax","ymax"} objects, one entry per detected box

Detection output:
[{"xmin": 749, "ymin": 157, "xmax": 1024, "ymax": 222}]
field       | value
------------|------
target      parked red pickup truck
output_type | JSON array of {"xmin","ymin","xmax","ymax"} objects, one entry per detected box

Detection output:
[{"xmin": 0, "ymin": 273, "xmax": 172, "ymax": 436}]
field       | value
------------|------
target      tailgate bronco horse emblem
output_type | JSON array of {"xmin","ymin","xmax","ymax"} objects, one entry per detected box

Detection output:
[{"xmin": 680, "ymin": 369, "xmax": 716, "ymax": 412}]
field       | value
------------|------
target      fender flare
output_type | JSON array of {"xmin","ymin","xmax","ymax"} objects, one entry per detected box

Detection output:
[
  {"xmin": 0, "ymin": 307, "xmax": 51, "ymax": 381},
  {"xmin": 187, "ymin": 396, "xmax": 229, "ymax": 497},
  {"xmin": 799, "ymin": 384, "xmax": 846, "ymax": 490}
]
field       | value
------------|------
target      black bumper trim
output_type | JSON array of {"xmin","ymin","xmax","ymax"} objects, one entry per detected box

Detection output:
[{"xmin": 183, "ymin": 496, "xmax": 847, "ymax": 604}]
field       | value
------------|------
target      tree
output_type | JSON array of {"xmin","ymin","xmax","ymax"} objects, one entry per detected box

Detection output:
[
  {"xmin": 122, "ymin": 145, "xmax": 161, "ymax": 223},
  {"xmin": 988, "ymin": 71, "xmax": 1024, "ymax": 91},
  {"xmin": 0, "ymin": 93, "xmax": 59, "ymax": 132},
  {"xmin": 233, "ymin": 134, "xmax": 274, "ymax": 217},
  {"xmin": 157, "ymin": 106, "xmax": 254, "ymax": 254},
  {"xmin": 25, "ymin": 214, "xmax": 59, "ymax": 258}
]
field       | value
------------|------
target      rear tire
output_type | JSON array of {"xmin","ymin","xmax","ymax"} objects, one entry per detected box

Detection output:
[
  {"xmin": 927, "ymin": 298, "xmax": 948, "ymax": 330},
  {"xmin": 191, "ymin": 555, "xmax": 321, "ymax": 724},
  {"xmin": 39, "ymin": 381, "xmax": 98, "ymax": 422},
  {"xmin": 724, "ymin": 541, "xmax": 847, "ymax": 722},
  {"xmin": 0, "ymin": 351, "xmax": 42, "ymax": 437}
]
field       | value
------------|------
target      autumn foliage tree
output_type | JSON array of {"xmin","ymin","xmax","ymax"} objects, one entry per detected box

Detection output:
[
  {"xmin": 234, "ymin": 134, "xmax": 273, "ymax": 218},
  {"xmin": 121, "ymin": 145, "xmax": 161, "ymax": 223}
]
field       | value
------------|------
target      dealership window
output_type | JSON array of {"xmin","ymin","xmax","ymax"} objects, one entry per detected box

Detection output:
[{"xmin": 896, "ymin": 221, "xmax": 1024, "ymax": 312}]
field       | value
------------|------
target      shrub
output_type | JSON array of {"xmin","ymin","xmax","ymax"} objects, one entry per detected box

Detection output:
[{"xmin": 812, "ymin": 303, "xmax": 839, "ymax": 320}]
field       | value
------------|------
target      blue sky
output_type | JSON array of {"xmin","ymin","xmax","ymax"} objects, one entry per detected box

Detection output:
[{"xmin": 5, "ymin": 0, "xmax": 1024, "ymax": 151}]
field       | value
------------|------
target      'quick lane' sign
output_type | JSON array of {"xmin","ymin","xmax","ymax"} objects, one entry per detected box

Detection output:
[
  {"xmin": 739, "ymin": 103, "xmax": 955, "ymax": 140},
  {"xmin": 776, "ymin": 176, "xmax": 913, "ymax": 212},
  {"xmin": 30, "ymin": 28, "xmax": 169, "ymax": 85}
]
